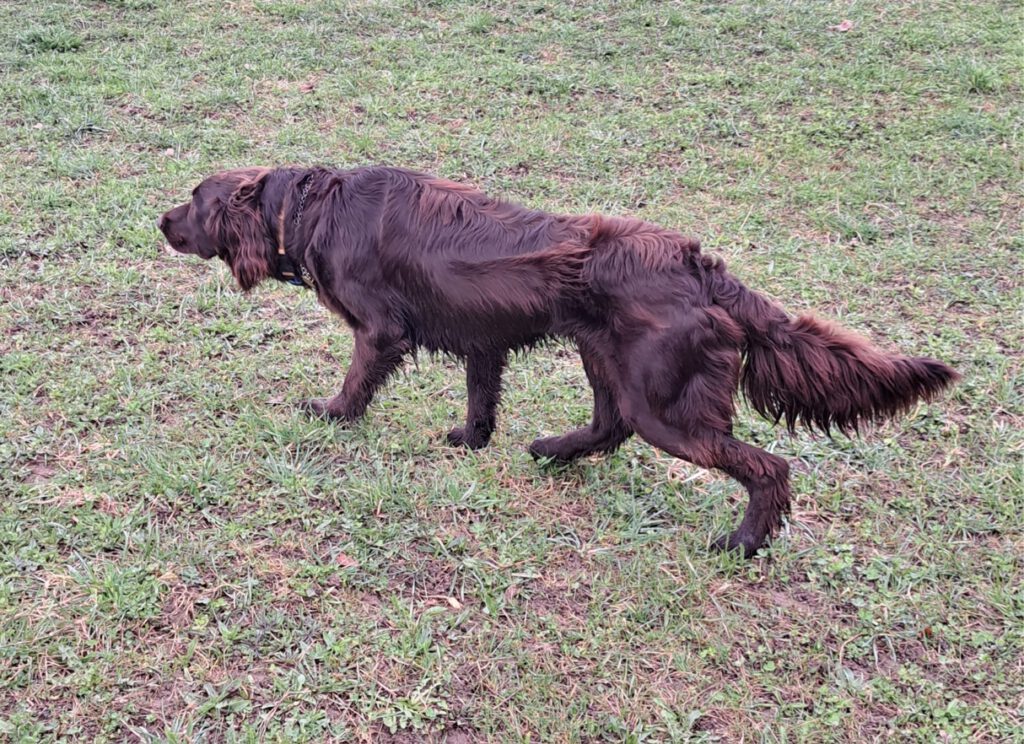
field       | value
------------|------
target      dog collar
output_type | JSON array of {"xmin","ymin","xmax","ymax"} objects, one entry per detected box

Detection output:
[{"xmin": 277, "ymin": 173, "xmax": 315, "ymax": 288}]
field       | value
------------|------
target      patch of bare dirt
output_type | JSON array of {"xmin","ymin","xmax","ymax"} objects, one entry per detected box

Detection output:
[
  {"xmin": 22, "ymin": 459, "xmax": 57, "ymax": 485},
  {"xmin": 388, "ymin": 552, "xmax": 458, "ymax": 603},
  {"xmin": 523, "ymin": 549, "xmax": 593, "ymax": 629}
]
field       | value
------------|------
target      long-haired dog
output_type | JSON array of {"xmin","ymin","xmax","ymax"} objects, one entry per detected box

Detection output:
[{"xmin": 159, "ymin": 166, "xmax": 958, "ymax": 556}]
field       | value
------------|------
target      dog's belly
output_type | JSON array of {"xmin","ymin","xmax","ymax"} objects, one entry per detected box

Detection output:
[{"xmin": 406, "ymin": 311, "xmax": 551, "ymax": 358}]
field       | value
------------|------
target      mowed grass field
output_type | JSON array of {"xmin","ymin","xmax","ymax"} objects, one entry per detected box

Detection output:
[{"xmin": 1, "ymin": 1, "xmax": 1021, "ymax": 741}]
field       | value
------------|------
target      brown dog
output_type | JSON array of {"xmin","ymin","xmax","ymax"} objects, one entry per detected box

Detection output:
[{"xmin": 159, "ymin": 166, "xmax": 958, "ymax": 556}]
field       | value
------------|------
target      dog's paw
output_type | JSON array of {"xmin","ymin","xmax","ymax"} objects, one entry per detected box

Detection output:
[
  {"xmin": 711, "ymin": 531, "xmax": 767, "ymax": 560},
  {"xmin": 447, "ymin": 427, "xmax": 489, "ymax": 450},
  {"xmin": 528, "ymin": 437, "xmax": 572, "ymax": 464},
  {"xmin": 298, "ymin": 398, "xmax": 348, "ymax": 422}
]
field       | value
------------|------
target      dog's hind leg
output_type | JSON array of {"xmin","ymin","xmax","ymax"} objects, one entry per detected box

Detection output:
[
  {"xmin": 610, "ymin": 317, "xmax": 789, "ymax": 557},
  {"xmin": 529, "ymin": 343, "xmax": 632, "ymax": 463},
  {"xmin": 301, "ymin": 327, "xmax": 410, "ymax": 422},
  {"xmin": 620, "ymin": 384, "xmax": 790, "ymax": 558},
  {"xmin": 447, "ymin": 349, "xmax": 507, "ymax": 450}
]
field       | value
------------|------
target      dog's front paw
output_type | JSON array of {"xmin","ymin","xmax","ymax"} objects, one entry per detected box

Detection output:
[
  {"xmin": 711, "ymin": 530, "xmax": 767, "ymax": 560},
  {"xmin": 297, "ymin": 398, "xmax": 348, "ymax": 422},
  {"xmin": 446, "ymin": 426, "xmax": 489, "ymax": 450}
]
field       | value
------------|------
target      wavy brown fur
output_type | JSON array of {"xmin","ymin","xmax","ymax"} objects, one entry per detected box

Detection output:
[
  {"xmin": 447, "ymin": 242, "xmax": 590, "ymax": 317},
  {"xmin": 708, "ymin": 268, "xmax": 960, "ymax": 435},
  {"xmin": 205, "ymin": 168, "xmax": 272, "ymax": 291},
  {"xmin": 158, "ymin": 164, "xmax": 960, "ymax": 558}
]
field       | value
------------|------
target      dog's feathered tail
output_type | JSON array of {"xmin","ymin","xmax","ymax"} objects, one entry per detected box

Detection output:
[
  {"xmin": 709, "ymin": 264, "xmax": 959, "ymax": 434},
  {"xmin": 443, "ymin": 242, "xmax": 588, "ymax": 317}
]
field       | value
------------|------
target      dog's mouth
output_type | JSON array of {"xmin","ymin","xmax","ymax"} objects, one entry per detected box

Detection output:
[
  {"xmin": 162, "ymin": 234, "xmax": 198, "ymax": 256},
  {"xmin": 162, "ymin": 233, "xmax": 185, "ymax": 253},
  {"xmin": 161, "ymin": 229, "xmax": 194, "ymax": 255}
]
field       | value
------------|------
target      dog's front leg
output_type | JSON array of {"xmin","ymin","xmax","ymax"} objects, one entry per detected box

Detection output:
[
  {"xmin": 301, "ymin": 328, "xmax": 409, "ymax": 422},
  {"xmin": 447, "ymin": 349, "xmax": 507, "ymax": 450}
]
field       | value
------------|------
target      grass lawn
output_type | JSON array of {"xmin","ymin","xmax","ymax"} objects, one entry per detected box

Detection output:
[{"xmin": 1, "ymin": 1, "xmax": 1021, "ymax": 741}]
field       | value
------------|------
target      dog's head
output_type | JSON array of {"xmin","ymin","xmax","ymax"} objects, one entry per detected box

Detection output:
[{"xmin": 158, "ymin": 168, "xmax": 272, "ymax": 290}]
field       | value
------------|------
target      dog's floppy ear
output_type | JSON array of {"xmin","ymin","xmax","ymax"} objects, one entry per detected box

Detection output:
[{"xmin": 208, "ymin": 169, "xmax": 271, "ymax": 291}]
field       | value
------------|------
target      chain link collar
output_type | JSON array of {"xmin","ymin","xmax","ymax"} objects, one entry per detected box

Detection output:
[{"xmin": 278, "ymin": 172, "xmax": 316, "ymax": 289}]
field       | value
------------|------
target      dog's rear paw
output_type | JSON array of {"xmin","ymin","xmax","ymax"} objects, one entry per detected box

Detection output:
[
  {"xmin": 711, "ymin": 531, "xmax": 767, "ymax": 559},
  {"xmin": 447, "ymin": 427, "xmax": 489, "ymax": 450},
  {"xmin": 298, "ymin": 398, "xmax": 348, "ymax": 422},
  {"xmin": 528, "ymin": 437, "xmax": 572, "ymax": 464}
]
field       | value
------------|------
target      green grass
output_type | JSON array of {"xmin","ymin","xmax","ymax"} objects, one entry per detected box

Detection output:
[{"xmin": 1, "ymin": 1, "xmax": 1021, "ymax": 741}]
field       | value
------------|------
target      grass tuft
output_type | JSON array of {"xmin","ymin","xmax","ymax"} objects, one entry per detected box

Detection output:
[
  {"xmin": 956, "ymin": 59, "xmax": 1002, "ymax": 94},
  {"xmin": 19, "ymin": 28, "xmax": 84, "ymax": 53}
]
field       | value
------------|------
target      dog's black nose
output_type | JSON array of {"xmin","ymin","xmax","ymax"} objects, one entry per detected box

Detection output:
[{"xmin": 157, "ymin": 215, "xmax": 166, "ymax": 231}]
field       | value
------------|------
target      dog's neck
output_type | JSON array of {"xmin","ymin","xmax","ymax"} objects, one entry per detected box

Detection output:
[{"xmin": 271, "ymin": 170, "xmax": 316, "ymax": 289}]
